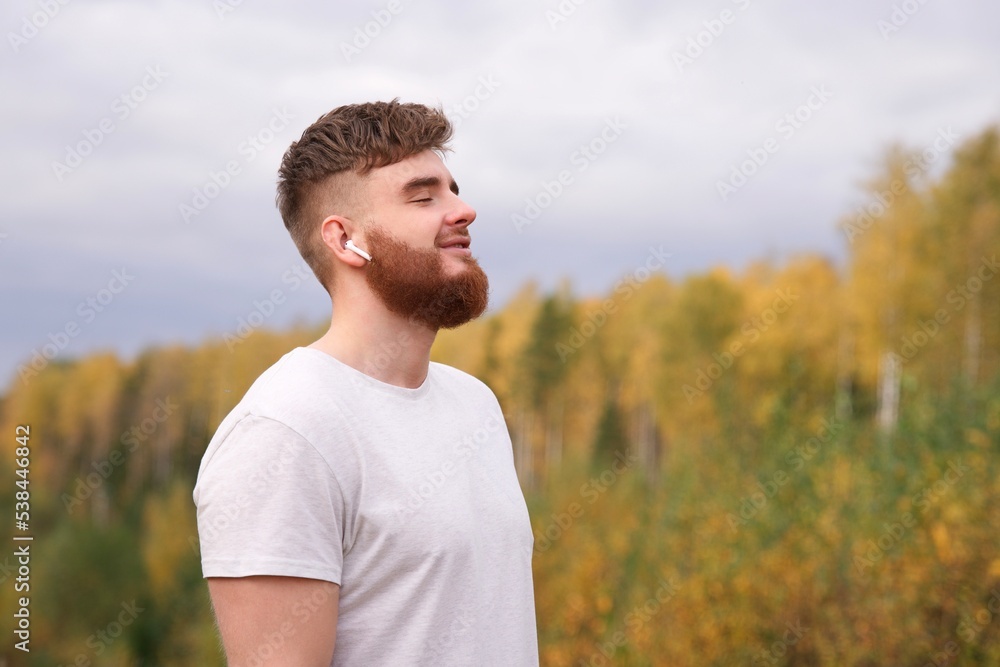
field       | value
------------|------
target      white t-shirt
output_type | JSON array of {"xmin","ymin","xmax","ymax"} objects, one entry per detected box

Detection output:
[{"xmin": 193, "ymin": 347, "xmax": 539, "ymax": 666}]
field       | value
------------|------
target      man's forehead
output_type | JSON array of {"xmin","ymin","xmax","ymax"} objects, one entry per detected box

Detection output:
[{"xmin": 368, "ymin": 151, "xmax": 453, "ymax": 191}]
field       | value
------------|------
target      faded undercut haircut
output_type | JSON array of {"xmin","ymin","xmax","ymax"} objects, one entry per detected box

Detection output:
[{"xmin": 275, "ymin": 99, "xmax": 453, "ymax": 291}]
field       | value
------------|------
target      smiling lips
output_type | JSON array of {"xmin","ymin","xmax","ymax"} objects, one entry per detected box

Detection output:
[{"xmin": 438, "ymin": 236, "xmax": 471, "ymax": 254}]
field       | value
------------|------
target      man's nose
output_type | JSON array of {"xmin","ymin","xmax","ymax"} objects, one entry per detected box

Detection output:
[{"xmin": 448, "ymin": 196, "xmax": 476, "ymax": 228}]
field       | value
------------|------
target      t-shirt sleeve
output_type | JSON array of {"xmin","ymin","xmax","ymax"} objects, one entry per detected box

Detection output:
[{"xmin": 194, "ymin": 414, "xmax": 346, "ymax": 584}]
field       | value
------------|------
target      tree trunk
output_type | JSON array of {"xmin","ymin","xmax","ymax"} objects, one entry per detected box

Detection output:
[
  {"xmin": 514, "ymin": 407, "xmax": 535, "ymax": 492},
  {"xmin": 963, "ymin": 295, "xmax": 981, "ymax": 387},
  {"xmin": 876, "ymin": 351, "xmax": 900, "ymax": 436},
  {"xmin": 545, "ymin": 398, "xmax": 563, "ymax": 474},
  {"xmin": 835, "ymin": 329, "xmax": 854, "ymax": 422}
]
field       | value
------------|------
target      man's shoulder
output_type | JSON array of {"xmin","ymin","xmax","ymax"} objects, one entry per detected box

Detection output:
[
  {"xmin": 429, "ymin": 362, "xmax": 501, "ymax": 406},
  {"xmin": 225, "ymin": 347, "xmax": 349, "ymax": 425}
]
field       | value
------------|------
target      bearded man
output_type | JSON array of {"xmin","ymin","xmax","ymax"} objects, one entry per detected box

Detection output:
[{"xmin": 193, "ymin": 100, "xmax": 539, "ymax": 666}]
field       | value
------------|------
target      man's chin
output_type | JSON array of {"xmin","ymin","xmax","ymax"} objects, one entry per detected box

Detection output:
[
  {"xmin": 439, "ymin": 252, "xmax": 477, "ymax": 273},
  {"xmin": 439, "ymin": 247, "xmax": 474, "ymax": 261}
]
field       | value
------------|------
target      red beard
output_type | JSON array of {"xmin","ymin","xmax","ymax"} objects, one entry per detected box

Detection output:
[{"xmin": 363, "ymin": 225, "xmax": 490, "ymax": 330}]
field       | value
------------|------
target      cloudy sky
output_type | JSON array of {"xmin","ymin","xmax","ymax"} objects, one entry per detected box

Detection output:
[{"xmin": 2, "ymin": 0, "xmax": 998, "ymax": 388}]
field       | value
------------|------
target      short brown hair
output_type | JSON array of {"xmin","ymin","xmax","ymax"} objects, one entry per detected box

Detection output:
[{"xmin": 276, "ymin": 99, "xmax": 453, "ymax": 290}]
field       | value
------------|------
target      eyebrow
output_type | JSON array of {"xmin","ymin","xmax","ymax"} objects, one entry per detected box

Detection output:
[{"xmin": 400, "ymin": 176, "xmax": 460, "ymax": 196}]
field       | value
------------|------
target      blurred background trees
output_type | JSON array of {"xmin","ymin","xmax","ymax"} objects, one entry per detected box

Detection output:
[{"xmin": 1, "ymin": 126, "xmax": 998, "ymax": 665}]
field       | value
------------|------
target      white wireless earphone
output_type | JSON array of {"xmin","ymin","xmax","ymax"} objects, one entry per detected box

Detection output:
[{"xmin": 345, "ymin": 239, "xmax": 372, "ymax": 262}]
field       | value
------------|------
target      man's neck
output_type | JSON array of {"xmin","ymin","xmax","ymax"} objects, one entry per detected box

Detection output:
[{"xmin": 309, "ymin": 302, "xmax": 437, "ymax": 389}]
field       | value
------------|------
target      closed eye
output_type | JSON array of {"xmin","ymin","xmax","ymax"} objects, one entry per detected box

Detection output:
[{"xmin": 412, "ymin": 198, "xmax": 432, "ymax": 203}]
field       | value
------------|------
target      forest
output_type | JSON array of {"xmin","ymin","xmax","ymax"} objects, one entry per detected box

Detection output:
[{"xmin": 1, "ymin": 126, "xmax": 999, "ymax": 666}]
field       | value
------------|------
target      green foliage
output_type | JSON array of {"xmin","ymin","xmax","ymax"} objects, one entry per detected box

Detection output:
[
  {"xmin": 31, "ymin": 518, "xmax": 147, "ymax": 664},
  {"xmin": 531, "ymin": 386, "xmax": 1000, "ymax": 665},
  {"xmin": 672, "ymin": 271, "xmax": 744, "ymax": 357},
  {"xmin": 591, "ymin": 393, "xmax": 627, "ymax": 470},
  {"xmin": 520, "ymin": 293, "xmax": 576, "ymax": 406}
]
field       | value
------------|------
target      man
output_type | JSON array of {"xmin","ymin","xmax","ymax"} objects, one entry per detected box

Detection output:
[{"xmin": 193, "ymin": 100, "xmax": 539, "ymax": 666}]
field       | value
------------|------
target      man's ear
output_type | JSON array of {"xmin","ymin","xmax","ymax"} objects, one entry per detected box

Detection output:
[{"xmin": 320, "ymin": 215, "xmax": 368, "ymax": 268}]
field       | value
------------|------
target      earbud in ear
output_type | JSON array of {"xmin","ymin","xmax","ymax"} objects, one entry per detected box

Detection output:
[{"xmin": 345, "ymin": 239, "xmax": 372, "ymax": 262}]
